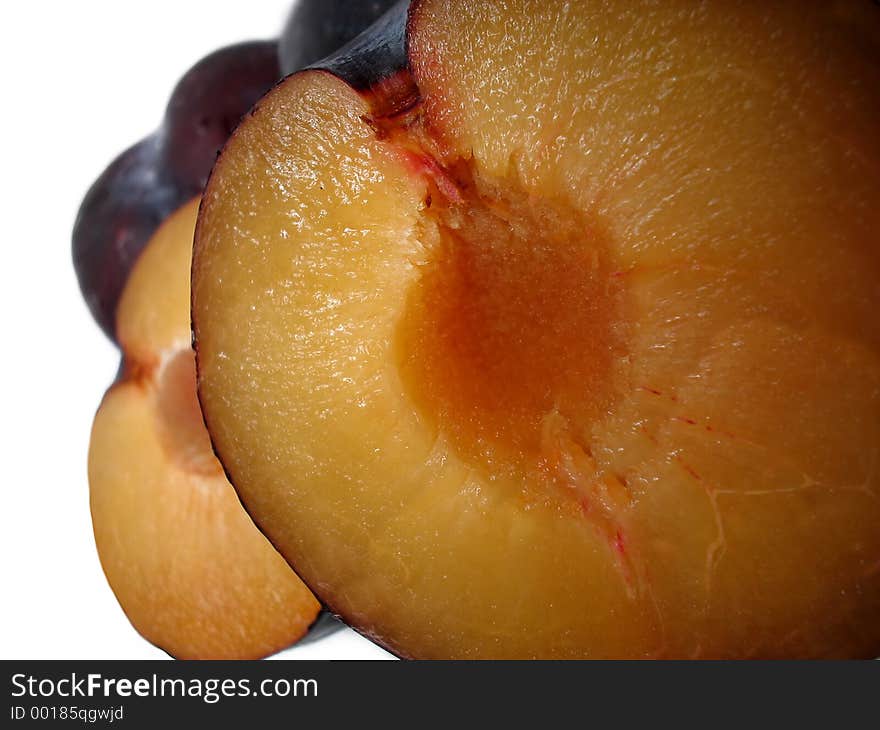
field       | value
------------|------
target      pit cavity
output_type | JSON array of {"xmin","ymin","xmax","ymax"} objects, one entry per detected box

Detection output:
[
  {"xmin": 396, "ymin": 163, "xmax": 629, "ymax": 483},
  {"xmin": 155, "ymin": 348, "xmax": 223, "ymax": 477}
]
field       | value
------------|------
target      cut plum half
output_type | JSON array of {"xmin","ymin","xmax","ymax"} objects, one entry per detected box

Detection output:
[
  {"xmin": 90, "ymin": 199, "xmax": 320, "ymax": 659},
  {"xmin": 193, "ymin": 0, "xmax": 880, "ymax": 658}
]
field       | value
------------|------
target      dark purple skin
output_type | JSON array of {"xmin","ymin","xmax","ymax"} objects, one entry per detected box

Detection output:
[
  {"xmin": 72, "ymin": 135, "xmax": 180, "ymax": 341},
  {"xmin": 279, "ymin": 0, "xmax": 400, "ymax": 77},
  {"xmin": 73, "ymin": 41, "xmax": 279, "ymax": 341},
  {"xmin": 304, "ymin": 0, "xmax": 409, "ymax": 92},
  {"xmin": 160, "ymin": 43, "xmax": 283, "ymax": 195}
]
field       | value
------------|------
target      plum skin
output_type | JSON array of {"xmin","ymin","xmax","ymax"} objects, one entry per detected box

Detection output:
[
  {"xmin": 73, "ymin": 136, "xmax": 180, "ymax": 342},
  {"xmin": 279, "ymin": 0, "xmax": 401, "ymax": 76}
]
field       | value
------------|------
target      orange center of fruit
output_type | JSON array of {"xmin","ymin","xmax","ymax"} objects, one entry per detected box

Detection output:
[{"xmin": 398, "ymin": 166, "xmax": 628, "ymax": 483}]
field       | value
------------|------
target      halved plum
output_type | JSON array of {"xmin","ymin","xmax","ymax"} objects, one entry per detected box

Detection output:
[{"xmin": 193, "ymin": 0, "xmax": 880, "ymax": 658}]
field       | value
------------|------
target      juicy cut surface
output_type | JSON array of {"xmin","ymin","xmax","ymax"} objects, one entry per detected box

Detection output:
[{"xmin": 193, "ymin": 0, "xmax": 880, "ymax": 658}]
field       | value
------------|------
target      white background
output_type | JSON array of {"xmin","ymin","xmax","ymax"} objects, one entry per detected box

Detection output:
[{"xmin": 0, "ymin": 0, "xmax": 391, "ymax": 660}]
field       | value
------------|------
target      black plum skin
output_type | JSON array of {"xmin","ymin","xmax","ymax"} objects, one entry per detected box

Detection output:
[
  {"xmin": 305, "ymin": 0, "xmax": 410, "ymax": 92},
  {"xmin": 72, "ymin": 136, "xmax": 179, "ymax": 341},
  {"xmin": 279, "ymin": 0, "xmax": 400, "ymax": 76}
]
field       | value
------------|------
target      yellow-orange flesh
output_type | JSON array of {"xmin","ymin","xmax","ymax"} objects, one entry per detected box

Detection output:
[
  {"xmin": 193, "ymin": 0, "xmax": 880, "ymax": 658},
  {"xmin": 89, "ymin": 199, "xmax": 320, "ymax": 660}
]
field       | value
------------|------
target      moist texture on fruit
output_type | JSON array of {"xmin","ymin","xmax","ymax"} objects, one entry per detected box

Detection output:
[
  {"xmin": 194, "ymin": 0, "xmax": 880, "ymax": 658},
  {"xmin": 91, "ymin": 200, "xmax": 320, "ymax": 660}
]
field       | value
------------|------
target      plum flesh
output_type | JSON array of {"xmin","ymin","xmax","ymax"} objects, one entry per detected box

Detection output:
[{"xmin": 193, "ymin": 0, "xmax": 880, "ymax": 658}]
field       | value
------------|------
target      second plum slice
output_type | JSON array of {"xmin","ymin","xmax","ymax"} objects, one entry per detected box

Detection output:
[{"xmin": 90, "ymin": 200, "xmax": 320, "ymax": 659}]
